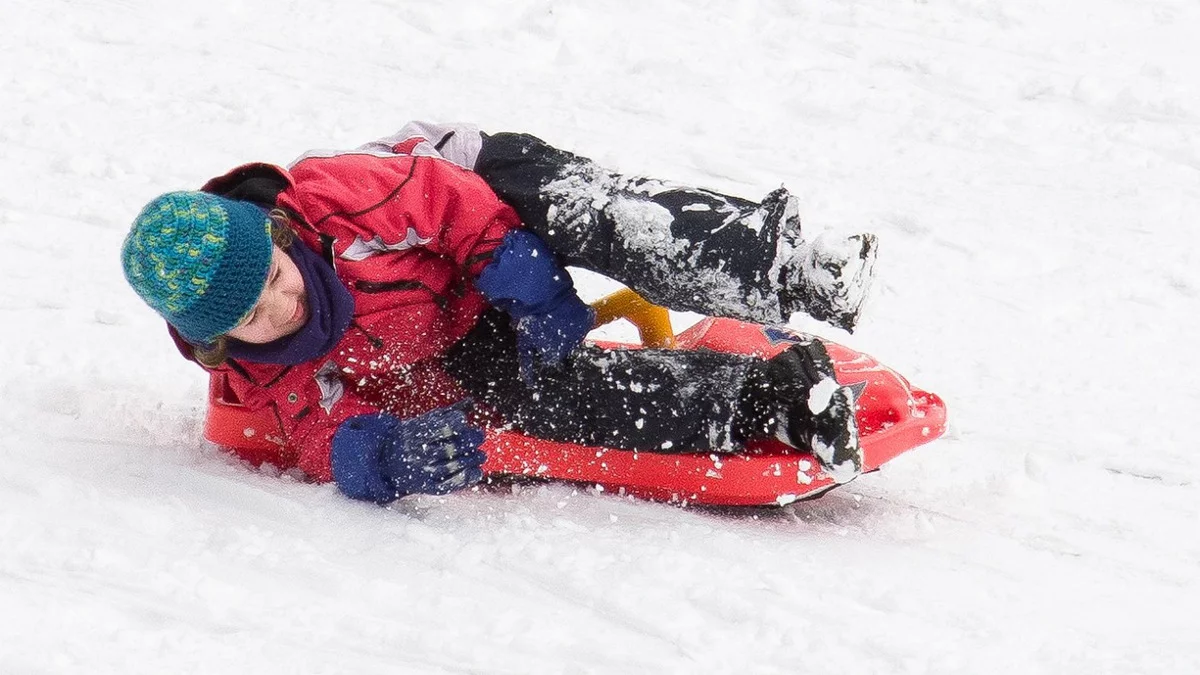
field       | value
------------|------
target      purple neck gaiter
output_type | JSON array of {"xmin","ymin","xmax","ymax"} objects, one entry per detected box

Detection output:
[{"xmin": 225, "ymin": 241, "xmax": 355, "ymax": 366}]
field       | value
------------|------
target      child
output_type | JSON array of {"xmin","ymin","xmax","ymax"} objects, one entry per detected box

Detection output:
[{"xmin": 121, "ymin": 122, "xmax": 877, "ymax": 503}]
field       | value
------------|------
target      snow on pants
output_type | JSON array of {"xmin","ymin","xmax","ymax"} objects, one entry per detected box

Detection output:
[
  {"xmin": 473, "ymin": 132, "xmax": 797, "ymax": 325},
  {"xmin": 445, "ymin": 309, "xmax": 759, "ymax": 453}
]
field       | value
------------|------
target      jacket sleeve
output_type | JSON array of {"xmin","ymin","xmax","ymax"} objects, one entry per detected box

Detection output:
[
  {"xmin": 355, "ymin": 121, "xmax": 485, "ymax": 170},
  {"xmin": 286, "ymin": 152, "xmax": 523, "ymax": 277}
]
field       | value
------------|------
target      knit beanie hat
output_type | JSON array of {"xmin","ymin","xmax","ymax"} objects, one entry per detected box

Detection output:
[{"xmin": 122, "ymin": 191, "xmax": 274, "ymax": 343}]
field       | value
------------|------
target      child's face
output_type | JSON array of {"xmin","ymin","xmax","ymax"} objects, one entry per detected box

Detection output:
[{"xmin": 226, "ymin": 245, "xmax": 309, "ymax": 344}]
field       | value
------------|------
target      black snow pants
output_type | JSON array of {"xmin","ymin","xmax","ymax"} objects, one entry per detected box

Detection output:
[
  {"xmin": 445, "ymin": 132, "xmax": 793, "ymax": 453},
  {"xmin": 473, "ymin": 132, "xmax": 797, "ymax": 324},
  {"xmin": 445, "ymin": 310, "xmax": 762, "ymax": 453}
]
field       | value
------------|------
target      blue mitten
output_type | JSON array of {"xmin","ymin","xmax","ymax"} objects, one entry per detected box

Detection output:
[
  {"xmin": 331, "ymin": 406, "xmax": 486, "ymax": 504},
  {"xmin": 513, "ymin": 297, "xmax": 593, "ymax": 382},
  {"xmin": 476, "ymin": 230, "xmax": 594, "ymax": 382}
]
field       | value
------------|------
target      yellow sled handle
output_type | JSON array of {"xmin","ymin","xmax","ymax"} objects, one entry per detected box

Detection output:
[{"xmin": 590, "ymin": 288, "xmax": 675, "ymax": 349}]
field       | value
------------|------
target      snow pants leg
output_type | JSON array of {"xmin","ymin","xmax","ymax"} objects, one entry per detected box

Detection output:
[
  {"xmin": 445, "ymin": 309, "xmax": 759, "ymax": 452},
  {"xmin": 474, "ymin": 132, "xmax": 798, "ymax": 324}
]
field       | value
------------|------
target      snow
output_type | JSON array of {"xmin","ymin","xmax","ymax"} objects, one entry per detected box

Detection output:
[
  {"xmin": 808, "ymin": 376, "xmax": 840, "ymax": 415},
  {"xmin": 3, "ymin": 0, "xmax": 1199, "ymax": 672}
]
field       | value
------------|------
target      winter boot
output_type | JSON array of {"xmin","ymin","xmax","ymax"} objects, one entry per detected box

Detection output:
[
  {"xmin": 735, "ymin": 339, "xmax": 863, "ymax": 483},
  {"xmin": 776, "ymin": 223, "xmax": 879, "ymax": 333}
]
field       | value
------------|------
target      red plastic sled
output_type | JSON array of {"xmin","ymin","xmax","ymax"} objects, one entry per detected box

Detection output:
[{"xmin": 204, "ymin": 291, "xmax": 946, "ymax": 506}]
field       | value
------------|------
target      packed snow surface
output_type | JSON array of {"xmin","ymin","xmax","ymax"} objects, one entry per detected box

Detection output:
[{"xmin": 3, "ymin": 0, "xmax": 1198, "ymax": 673}]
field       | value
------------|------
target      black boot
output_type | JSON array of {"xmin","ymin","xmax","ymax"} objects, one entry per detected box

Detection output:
[
  {"xmin": 777, "ymin": 228, "xmax": 879, "ymax": 333},
  {"xmin": 735, "ymin": 340, "xmax": 862, "ymax": 483}
]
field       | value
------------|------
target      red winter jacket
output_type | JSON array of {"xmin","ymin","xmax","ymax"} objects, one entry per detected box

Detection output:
[{"xmin": 178, "ymin": 144, "xmax": 522, "ymax": 482}]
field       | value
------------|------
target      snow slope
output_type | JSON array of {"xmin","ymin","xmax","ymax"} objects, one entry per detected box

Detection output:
[{"xmin": 2, "ymin": 0, "xmax": 1198, "ymax": 672}]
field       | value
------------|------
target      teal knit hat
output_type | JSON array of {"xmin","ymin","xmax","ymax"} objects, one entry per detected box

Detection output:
[{"xmin": 122, "ymin": 191, "xmax": 274, "ymax": 342}]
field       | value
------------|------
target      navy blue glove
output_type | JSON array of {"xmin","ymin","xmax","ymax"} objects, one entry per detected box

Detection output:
[
  {"xmin": 512, "ymin": 298, "xmax": 593, "ymax": 383},
  {"xmin": 476, "ymin": 230, "xmax": 594, "ymax": 382},
  {"xmin": 331, "ymin": 406, "xmax": 486, "ymax": 504}
]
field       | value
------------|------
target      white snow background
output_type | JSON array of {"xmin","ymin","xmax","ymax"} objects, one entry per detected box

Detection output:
[{"xmin": 2, "ymin": 0, "xmax": 1198, "ymax": 673}]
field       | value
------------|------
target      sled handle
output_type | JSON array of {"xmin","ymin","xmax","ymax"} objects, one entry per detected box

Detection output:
[{"xmin": 590, "ymin": 288, "xmax": 676, "ymax": 348}]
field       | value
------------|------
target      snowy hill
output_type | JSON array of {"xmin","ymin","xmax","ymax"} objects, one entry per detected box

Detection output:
[{"xmin": 2, "ymin": 0, "xmax": 1198, "ymax": 672}]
